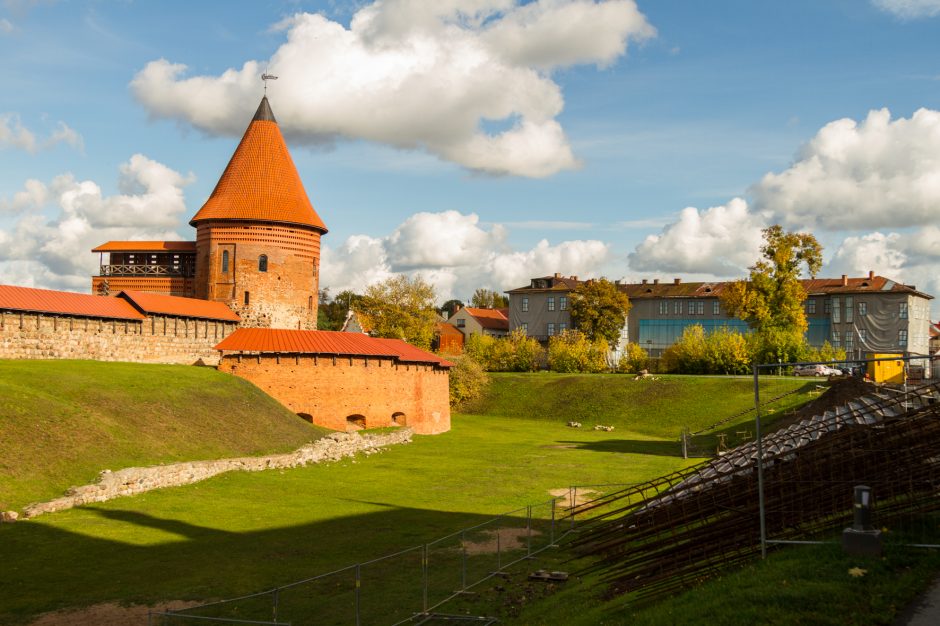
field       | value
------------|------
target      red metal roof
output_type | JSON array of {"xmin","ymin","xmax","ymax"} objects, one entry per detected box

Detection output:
[
  {"xmin": 215, "ymin": 328, "xmax": 451, "ymax": 367},
  {"xmin": 0, "ymin": 284, "xmax": 145, "ymax": 320},
  {"xmin": 463, "ymin": 307, "xmax": 509, "ymax": 331},
  {"xmin": 91, "ymin": 241, "xmax": 196, "ymax": 253},
  {"xmin": 118, "ymin": 291, "xmax": 240, "ymax": 322},
  {"xmin": 190, "ymin": 97, "xmax": 327, "ymax": 232}
]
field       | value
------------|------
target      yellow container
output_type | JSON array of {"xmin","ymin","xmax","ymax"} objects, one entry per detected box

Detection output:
[{"xmin": 868, "ymin": 353, "xmax": 905, "ymax": 384}]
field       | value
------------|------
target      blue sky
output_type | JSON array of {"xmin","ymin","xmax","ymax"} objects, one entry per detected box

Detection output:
[{"xmin": 1, "ymin": 0, "xmax": 939, "ymax": 310}]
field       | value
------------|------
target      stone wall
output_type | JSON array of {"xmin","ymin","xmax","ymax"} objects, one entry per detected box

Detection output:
[
  {"xmin": 0, "ymin": 310, "xmax": 237, "ymax": 364},
  {"xmin": 219, "ymin": 354, "xmax": 451, "ymax": 434},
  {"xmin": 21, "ymin": 429, "xmax": 412, "ymax": 518}
]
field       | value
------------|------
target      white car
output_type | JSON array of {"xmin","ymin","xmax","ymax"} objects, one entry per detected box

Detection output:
[{"xmin": 793, "ymin": 364, "xmax": 835, "ymax": 377}]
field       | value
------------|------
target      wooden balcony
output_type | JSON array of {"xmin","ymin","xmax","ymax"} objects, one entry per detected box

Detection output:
[{"xmin": 99, "ymin": 264, "xmax": 195, "ymax": 278}]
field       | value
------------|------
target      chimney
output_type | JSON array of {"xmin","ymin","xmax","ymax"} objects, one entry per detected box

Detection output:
[
  {"xmin": 642, "ymin": 279, "xmax": 648, "ymax": 285},
  {"xmin": 842, "ymin": 274, "xmax": 848, "ymax": 287},
  {"xmin": 869, "ymin": 270, "xmax": 875, "ymax": 280},
  {"xmin": 674, "ymin": 278, "xmax": 681, "ymax": 285},
  {"xmin": 571, "ymin": 275, "xmax": 578, "ymax": 281},
  {"xmin": 615, "ymin": 279, "xmax": 621, "ymax": 286},
  {"xmin": 554, "ymin": 272, "xmax": 561, "ymax": 279},
  {"xmin": 653, "ymin": 278, "xmax": 659, "ymax": 285}
]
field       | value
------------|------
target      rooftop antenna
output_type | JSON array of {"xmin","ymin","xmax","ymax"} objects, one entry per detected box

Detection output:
[{"xmin": 261, "ymin": 72, "xmax": 278, "ymax": 95}]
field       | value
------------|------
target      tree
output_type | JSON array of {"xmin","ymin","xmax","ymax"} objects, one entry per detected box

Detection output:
[
  {"xmin": 440, "ymin": 299, "xmax": 464, "ymax": 318},
  {"xmin": 547, "ymin": 330, "xmax": 609, "ymax": 373},
  {"xmin": 569, "ymin": 278, "xmax": 632, "ymax": 348},
  {"xmin": 448, "ymin": 355, "xmax": 489, "ymax": 408},
  {"xmin": 317, "ymin": 288, "xmax": 363, "ymax": 331},
  {"xmin": 356, "ymin": 275, "xmax": 439, "ymax": 349},
  {"xmin": 470, "ymin": 288, "xmax": 508, "ymax": 309},
  {"xmin": 617, "ymin": 342, "xmax": 649, "ymax": 374},
  {"xmin": 720, "ymin": 225, "xmax": 822, "ymax": 363},
  {"xmin": 464, "ymin": 329, "xmax": 543, "ymax": 372}
]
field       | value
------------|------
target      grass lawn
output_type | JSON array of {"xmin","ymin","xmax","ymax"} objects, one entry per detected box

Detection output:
[
  {"xmin": 0, "ymin": 360, "xmax": 329, "ymax": 511},
  {"xmin": 0, "ymin": 368, "xmax": 822, "ymax": 624}
]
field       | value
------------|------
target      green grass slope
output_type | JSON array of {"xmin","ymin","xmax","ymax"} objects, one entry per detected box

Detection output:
[
  {"xmin": 466, "ymin": 372, "xmax": 815, "ymax": 438},
  {"xmin": 0, "ymin": 360, "xmax": 328, "ymax": 511}
]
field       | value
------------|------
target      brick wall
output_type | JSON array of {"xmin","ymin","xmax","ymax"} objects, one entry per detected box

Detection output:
[
  {"xmin": 91, "ymin": 276, "xmax": 196, "ymax": 298},
  {"xmin": 218, "ymin": 354, "xmax": 451, "ymax": 435},
  {"xmin": 195, "ymin": 221, "xmax": 321, "ymax": 330},
  {"xmin": 0, "ymin": 310, "xmax": 237, "ymax": 364}
]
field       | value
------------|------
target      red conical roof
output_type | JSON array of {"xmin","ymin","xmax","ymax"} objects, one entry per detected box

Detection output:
[{"xmin": 190, "ymin": 97, "xmax": 327, "ymax": 232}]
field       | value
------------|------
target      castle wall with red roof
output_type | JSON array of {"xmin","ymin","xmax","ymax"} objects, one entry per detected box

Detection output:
[{"xmin": 218, "ymin": 354, "xmax": 450, "ymax": 435}]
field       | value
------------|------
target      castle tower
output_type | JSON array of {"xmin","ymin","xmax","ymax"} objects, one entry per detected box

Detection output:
[{"xmin": 191, "ymin": 97, "xmax": 328, "ymax": 329}]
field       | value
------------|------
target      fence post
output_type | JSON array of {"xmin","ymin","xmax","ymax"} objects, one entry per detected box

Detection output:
[
  {"xmin": 422, "ymin": 543, "xmax": 429, "ymax": 613},
  {"xmin": 550, "ymin": 498, "xmax": 556, "ymax": 546},
  {"xmin": 355, "ymin": 564, "xmax": 361, "ymax": 626},
  {"xmin": 526, "ymin": 505, "xmax": 532, "ymax": 557},
  {"xmin": 681, "ymin": 428, "xmax": 688, "ymax": 459},
  {"xmin": 272, "ymin": 587, "xmax": 280, "ymax": 623},
  {"xmin": 753, "ymin": 362, "xmax": 767, "ymax": 559},
  {"xmin": 497, "ymin": 525, "xmax": 502, "ymax": 571},
  {"xmin": 572, "ymin": 486, "xmax": 578, "ymax": 529},
  {"xmin": 461, "ymin": 531, "xmax": 468, "ymax": 590}
]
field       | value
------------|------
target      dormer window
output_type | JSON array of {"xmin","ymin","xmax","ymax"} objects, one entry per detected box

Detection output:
[{"xmin": 258, "ymin": 254, "xmax": 268, "ymax": 272}]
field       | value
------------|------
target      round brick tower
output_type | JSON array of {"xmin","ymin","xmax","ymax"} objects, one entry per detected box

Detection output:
[{"xmin": 192, "ymin": 97, "xmax": 328, "ymax": 329}]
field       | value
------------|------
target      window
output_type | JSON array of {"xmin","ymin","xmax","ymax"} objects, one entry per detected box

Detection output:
[
  {"xmin": 845, "ymin": 296, "xmax": 853, "ymax": 324},
  {"xmin": 674, "ymin": 301, "xmax": 682, "ymax": 315},
  {"xmin": 221, "ymin": 250, "xmax": 229, "ymax": 273},
  {"xmin": 313, "ymin": 261, "xmax": 318, "ymax": 277},
  {"xmin": 713, "ymin": 300, "xmax": 720, "ymax": 315},
  {"xmin": 521, "ymin": 323, "xmax": 528, "ymax": 333},
  {"xmin": 244, "ymin": 291, "xmax": 250, "ymax": 306},
  {"xmin": 659, "ymin": 301, "xmax": 668, "ymax": 315},
  {"xmin": 258, "ymin": 254, "xmax": 268, "ymax": 272},
  {"xmin": 899, "ymin": 329, "xmax": 908, "ymax": 346},
  {"xmin": 859, "ymin": 329, "xmax": 867, "ymax": 343},
  {"xmin": 547, "ymin": 322, "xmax": 555, "ymax": 336},
  {"xmin": 806, "ymin": 299, "xmax": 816, "ymax": 314},
  {"xmin": 824, "ymin": 300, "xmax": 831, "ymax": 314},
  {"xmin": 560, "ymin": 296, "xmax": 567, "ymax": 311},
  {"xmin": 521, "ymin": 297, "xmax": 529, "ymax": 313},
  {"xmin": 308, "ymin": 296, "xmax": 313, "ymax": 310},
  {"xmin": 548, "ymin": 296, "xmax": 555, "ymax": 312},
  {"xmin": 900, "ymin": 303, "xmax": 908, "ymax": 319},
  {"xmin": 858, "ymin": 302, "xmax": 867, "ymax": 316},
  {"xmin": 845, "ymin": 332, "xmax": 854, "ymax": 351},
  {"xmin": 832, "ymin": 298, "xmax": 841, "ymax": 323},
  {"xmin": 559, "ymin": 322, "xmax": 567, "ymax": 333},
  {"xmin": 688, "ymin": 300, "xmax": 697, "ymax": 315},
  {"xmin": 832, "ymin": 330, "xmax": 840, "ymax": 347},
  {"xmin": 455, "ymin": 318, "xmax": 465, "ymax": 328},
  {"xmin": 696, "ymin": 301, "xmax": 704, "ymax": 315}
]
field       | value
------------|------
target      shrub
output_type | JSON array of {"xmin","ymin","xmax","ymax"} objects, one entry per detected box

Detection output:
[
  {"xmin": 448, "ymin": 355, "xmax": 489, "ymax": 408},
  {"xmin": 617, "ymin": 342, "xmax": 649, "ymax": 373},
  {"xmin": 464, "ymin": 329, "xmax": 543, "ymax": 372},
  {"xmin": 662, "ymin": 325, "xmax": 751, "ymax": 374},
  {"xmin": 547, "ymin": 330, "xmax": 609, "ymax": 373}
]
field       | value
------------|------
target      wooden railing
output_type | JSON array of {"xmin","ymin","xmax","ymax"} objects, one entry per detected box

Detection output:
[{"xmin": 99, "ymin": 264, "xmax": 195, "ymax": 278}]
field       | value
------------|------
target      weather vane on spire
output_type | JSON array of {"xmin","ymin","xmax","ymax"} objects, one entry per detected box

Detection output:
[{"xmin": 262, "ymin": 72, "xmax": 278, "ymax": 95}]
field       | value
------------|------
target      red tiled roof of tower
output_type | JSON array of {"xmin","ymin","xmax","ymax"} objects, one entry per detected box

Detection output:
[
  {"xmin": 91, "ymin": 241, "xmax": 196, "ymax": 253},
  {"xmin": 463, "ymin": 307, "xmax": 509, "ymax": 331},
  {"xmin": 118, "ymin": 291, "xmax": 241, "ymax": 322},
  {"xmin": 214, "ymin": 328, "xmax": 451, "ymax": 367},
  {"xmin": 0, "ymin": 284, "xmax": 145, "ymax": 320},
  {"xmin": 190, "ymin": 97, "xmax": 328, "ymax": 232}
]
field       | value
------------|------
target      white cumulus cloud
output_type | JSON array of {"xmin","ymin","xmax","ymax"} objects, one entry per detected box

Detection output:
[
  {"xmin": 0, "ymin": 114, "xmax": 84, "ymax": 153},
  {"xmin": 0, "ymin": 155, "xmax": 192, "ymax": 291},
  {"xmin": 752, "ymin": 108, "xmax": 940, "ymax": 230},
  {"xmin": 628, "ymin": 198, "xmax": 765, "ymax": 276},
  {"xmin": 872, "ymin": 0, "xmax": 940, "ymax": 18},
  {"xmin": 320, "ymin": 209, "xmax": 609, "ymax": 301},
  {"xmin": 131, "ymin": 0, "xmax": 653, "ymax": 178}
]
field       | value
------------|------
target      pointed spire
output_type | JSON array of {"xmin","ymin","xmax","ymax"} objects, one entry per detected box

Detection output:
[
  {"xmin": 253, "ymin": 96, "xmax": 276, "ymax": 123},
  {"xmin": 190, "ymin": 97, "xmax": 327, "ymax": 232}
]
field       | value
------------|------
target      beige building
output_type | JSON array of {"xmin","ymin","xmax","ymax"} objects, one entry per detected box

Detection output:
[
  {"xmin": 447, "ymin": 306, "xmax": 509, "ymax": 339},
  {"xmin": 507, "ymin": 272, "xmax": 933, "ymax": 360}
]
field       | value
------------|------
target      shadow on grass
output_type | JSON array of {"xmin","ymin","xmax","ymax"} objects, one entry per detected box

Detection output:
[
  {"xmin": 555, "ymin": 439, "xmax": 683, "ymax": 457},
  {"xmin": 0, "ymin": 502, "xmax": 559, "ymax": 625}
]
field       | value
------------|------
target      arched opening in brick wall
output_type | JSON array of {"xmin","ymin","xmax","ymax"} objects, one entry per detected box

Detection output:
[
  {"xmin": 392, "ymin": 412, "xmax": 406, "ymax": 426},
  {"xmin": 346, "ymin": 414, "xmax": 366, "ymax": 430},
  {"xmin": 297, "ymin": 412, "xmax": 314, "ymax": 424}
]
